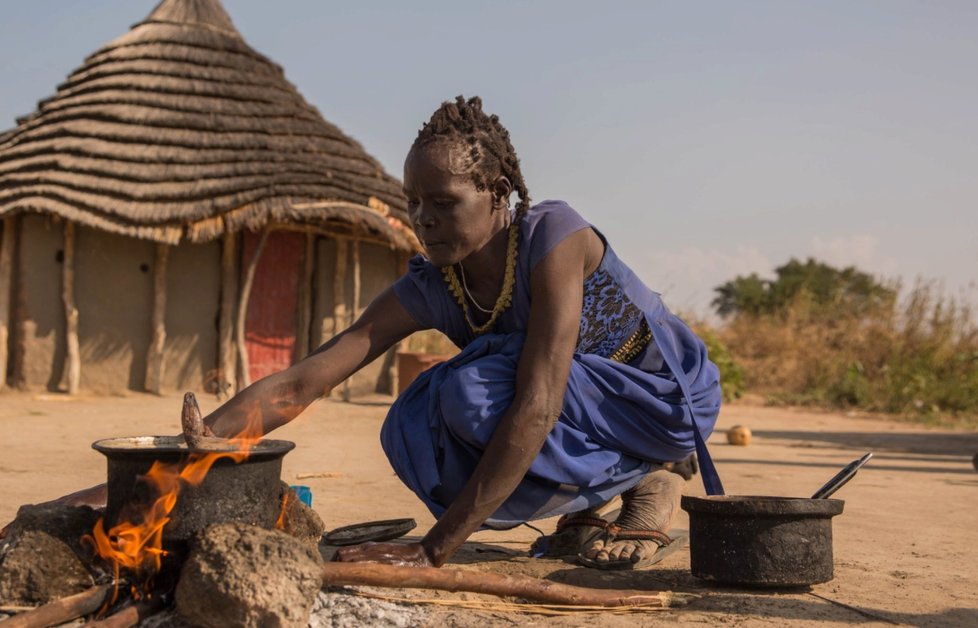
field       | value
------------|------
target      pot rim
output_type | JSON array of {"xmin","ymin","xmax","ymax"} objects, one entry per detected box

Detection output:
[
  {"xmin": 92, "ymin": 435, "xmax": 295, "ymax": 457},
  {"xmin": 681, "ymin": 494, "xmax": 844, "ymax": 516}
]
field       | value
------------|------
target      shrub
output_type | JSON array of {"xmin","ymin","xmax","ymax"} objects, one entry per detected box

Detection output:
[
  {"xmin": 687, "ymin": 319, "xmax": 746, "ymax": 403},
  {"xmin": 715, "ymin": 273, "xmax": 978, "ymax": 422}
]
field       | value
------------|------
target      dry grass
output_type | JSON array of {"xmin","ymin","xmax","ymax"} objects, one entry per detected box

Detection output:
[
  {"xmin": 703, "ymin": 282, "xmax": 978, "ymax": 428},
  {"xmin": 408, "ymin": 284, "xmax": 977, "ymax": 428}
]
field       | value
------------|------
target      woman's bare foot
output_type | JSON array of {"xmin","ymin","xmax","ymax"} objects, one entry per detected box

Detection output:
[{"xmin": 578, "ymin": 469, "xmax": 685, "ymax": 568}]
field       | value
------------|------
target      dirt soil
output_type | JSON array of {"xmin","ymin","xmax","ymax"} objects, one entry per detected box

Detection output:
[{"xmin": 1, "ymin": 391, "xmax": 976, "ymax": 627}]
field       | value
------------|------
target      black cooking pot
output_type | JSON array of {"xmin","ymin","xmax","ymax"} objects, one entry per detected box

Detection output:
[
  {"xmin": 93, "ymin": 436, "xmax": 295, "ymax": 542},
  {"xmin": 681, "ymin": 495, "xmax": 845, "ymax": 587}
]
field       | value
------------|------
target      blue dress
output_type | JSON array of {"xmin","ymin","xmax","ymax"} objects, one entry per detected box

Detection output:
[{"xmin": 384, "ymin": 201, "xmax": 723, "ymax": 528}]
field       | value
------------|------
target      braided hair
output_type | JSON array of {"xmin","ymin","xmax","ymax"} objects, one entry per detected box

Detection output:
[{"xmin": 412, "ymin": 96, "xmax": 532, "ymax": 220}]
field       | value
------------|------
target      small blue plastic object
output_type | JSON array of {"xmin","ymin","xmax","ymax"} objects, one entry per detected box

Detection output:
[{"xmin": 290, "ymin": 485, "xmax": 313, "ymax": 507}]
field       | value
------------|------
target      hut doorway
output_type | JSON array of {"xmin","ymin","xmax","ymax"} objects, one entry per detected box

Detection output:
[{"xmin": 242, "ymin": 230, "xmax": 305, "ymax": 382}]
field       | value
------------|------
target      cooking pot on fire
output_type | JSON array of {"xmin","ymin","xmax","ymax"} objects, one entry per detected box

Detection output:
[{"xmin": 93, "ymin": 436, "xmax": 295, "ymax": 542}]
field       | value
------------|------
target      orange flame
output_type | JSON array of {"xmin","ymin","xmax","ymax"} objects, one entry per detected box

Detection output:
[
  {"xmin": 275, "ymin": 488, "xmax": 292, "ymax": 531},
  {"xmin": 86, "ymin": 408, "xmax": 265, "ymax": 601}
]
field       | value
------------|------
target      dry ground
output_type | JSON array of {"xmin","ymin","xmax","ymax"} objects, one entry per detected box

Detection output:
[{"xmin": 1, "ymin": 391, "xmax": 976, "ymax": 626}]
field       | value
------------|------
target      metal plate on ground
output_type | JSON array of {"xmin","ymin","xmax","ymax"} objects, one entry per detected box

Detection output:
[{"xmin": 322, "ymin": 518, "xmax": 417, "ymax": 546}]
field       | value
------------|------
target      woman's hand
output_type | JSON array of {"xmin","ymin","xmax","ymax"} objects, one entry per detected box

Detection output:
[{"xmin": 331, "ymin": 542, "xmax": 433, "ymax": 567}]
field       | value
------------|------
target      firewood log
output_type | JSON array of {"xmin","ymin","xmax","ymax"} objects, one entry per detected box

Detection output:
[
  {"xmin": 0, "ymin": 584, "xmax": 110, "ymax": 628},
  {"xmin": 321, "ymin": 562, "xmax": 690, "ymax": 608},
  {"xmin": 84, "ymin": 596, "xmax": 164, "ymax": 628}
]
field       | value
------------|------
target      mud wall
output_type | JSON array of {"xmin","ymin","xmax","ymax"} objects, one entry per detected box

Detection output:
[
  {"xmin": 74, "ymin": 227, "xmax": 155, "ymax": 393},
  {"xmin": 356, "ymin": 241, "xmax": 400, "ymax": 394},
  {"xmin": 15, "ymin": 215, "xmax": 65, "ymax": 390},
  {"xmin": 312, "ymin": 238, "xmax": 401, "ymax": 396},
  {"xmin": 163, "ymin": 241, "xmax": 220, "ymax": 392},
  {"xmin": 311, "ymin": 237, "xmax": 338, "ymax": 350},
  {"xmin": 15, "ymin": 222, "xmax": 400, "ymax": 396}
]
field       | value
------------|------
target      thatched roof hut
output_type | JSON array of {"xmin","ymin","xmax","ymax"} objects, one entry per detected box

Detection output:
[
  {"xmin": 0, "ymin": 0, "xmax": 418, "ymax": 397},
  {"xmin": 0, "ymin": 0, "xmax": 415, "ymax": 248}
]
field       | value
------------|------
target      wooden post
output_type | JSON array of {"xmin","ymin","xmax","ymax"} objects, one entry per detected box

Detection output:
[
  {"xmin": 144, "ymin": 243, "xmax": 169, "ymax": 394},
  {"xmin": 62, "ymin": 221, "xmax": 80, "ymax": 395},
  {"xmin": 332, "ymin": 238, "xmax": 349, "ymax": 337},
  {"xmin": 341, "ymin": 239, "xmax": 361, "ymax": 402},
  {"xmin": 294, "ymin": 232, "xmax": 315, "ymax": 363},
  {"xmin": 351, "ymin": 239, "xmax": 362, "ymax": 322},
  {"xmin": 0, "ymin": 217, "xmax": 15, "ymax": 391},
  {"xmin": 235, "ymin": 229, "xmax": 269, "ymax": 389},
  {"xmin": 218, "ymin": 232, "xmax": 238, "ymax": 398},
  {"xmin": 318, "ymin": 315, "xmax": 331, "ymax": 354},
  {"xmin": 386, "ymin": 249, "xmax": 412, "ymax": 396},
  {"xmin": 329, "ymin": 238, "xmax": 349, "ymax": 400}
]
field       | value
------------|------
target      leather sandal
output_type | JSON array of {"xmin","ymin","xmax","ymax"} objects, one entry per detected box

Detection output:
[
  {"xmin": 577, "ymin": 524, "xmax": 688, "ymax": 570},
  {"xmin": 529, "ymin": 513, "xmax": 611, "ymax": 558}
]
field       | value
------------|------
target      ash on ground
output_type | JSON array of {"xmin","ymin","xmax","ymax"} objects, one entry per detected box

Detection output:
[
  {"xmin": 134, "ymin": 588, "xmax": 427, "ymax": 627},
  {"xmin": 309, "ymin": 588, "xmax": 428, "ymax": 628}
]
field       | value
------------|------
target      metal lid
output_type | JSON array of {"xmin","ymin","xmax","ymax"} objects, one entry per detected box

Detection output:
[{"xmin": 322, "ymin": 518, "xmax": 417, "ymax": 546}]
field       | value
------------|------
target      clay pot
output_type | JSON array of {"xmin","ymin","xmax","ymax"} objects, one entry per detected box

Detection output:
[{"xmin": 682, "ymin": 495, "xmax": 845, "ymax": 587}]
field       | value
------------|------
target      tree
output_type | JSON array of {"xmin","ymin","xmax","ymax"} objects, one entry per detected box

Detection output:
[{"xmin": 712, "ymin": 258, "xmax": 895, "ymax": 318}]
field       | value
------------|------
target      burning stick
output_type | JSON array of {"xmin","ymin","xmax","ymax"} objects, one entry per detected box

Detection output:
[
  {"xmin": 180, "ymin": 392, "xmax": 214, "ymax": 449},
  {"xmin": 84, "ymin": 596, "xmax": 165, "ymax": 628},
  {"xmin": 321, "ymin": 563, "xmax": 693, "ymax": 608},
  {"xmin": 0, "ymin": 584, "xmax": 111, "ymax": 628}
]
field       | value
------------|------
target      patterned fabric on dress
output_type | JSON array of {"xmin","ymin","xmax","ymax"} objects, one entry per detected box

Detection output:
[
  {"xmin": 386, "ymin": 200, "xmax": 722, "ymax": 527},
  {"xmin": 577, "ymin": 268, "xmax": 644, "ymax": 358}
]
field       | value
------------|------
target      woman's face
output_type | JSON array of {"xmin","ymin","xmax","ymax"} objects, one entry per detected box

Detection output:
[{"xmin": 403, "ymin": 142, "xmax": 504, "ymax": 267}]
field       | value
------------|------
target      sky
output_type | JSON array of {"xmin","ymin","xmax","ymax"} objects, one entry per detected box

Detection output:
[{"xmin": 2, "ymin": 0, "xmax": 976, "ymax": 317}]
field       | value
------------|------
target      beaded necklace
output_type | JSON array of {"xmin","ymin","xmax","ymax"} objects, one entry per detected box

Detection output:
[
  {"xmin": 458, "ymin": 263, "xmax": 494, "ymax": 314},
  {"xmin": 441, "ymin": 221, "xmax": 519, "ymax": 335}
]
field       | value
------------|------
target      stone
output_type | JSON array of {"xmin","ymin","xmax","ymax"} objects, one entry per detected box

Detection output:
[
  {"xmin": 0, "ymin": 502, "xmax": 100, "ymax": 606},
  {"xmin": 175, "ymin": 522, "xmax": 323, "ymax": 628},
  {"xmin": 278, "ymin": 482, "xmax": 325, "ymax": 546},
  {"xmin": 0, "ymin": 530, "xmax": 94, "ymax": 605},
  {"xmin": 4, "ymin": 503, "xmax": 101, "ymax": 557}
]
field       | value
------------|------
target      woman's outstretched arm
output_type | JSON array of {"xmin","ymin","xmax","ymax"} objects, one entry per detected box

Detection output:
[
  {"xmin": 204, "ymin": 286, "xmax": 422, "ymax": 438},
  {"xmin": 0, "ymin": 287, "xmax": 421, "ymax": 529}
]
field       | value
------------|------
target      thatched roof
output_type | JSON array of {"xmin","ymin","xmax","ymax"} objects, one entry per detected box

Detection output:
[{"xmin": 0, "ymin": 0, "xmax": 417, "ymax": 250}]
